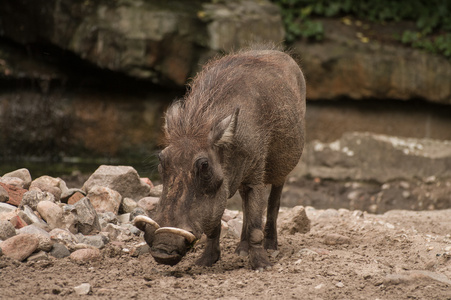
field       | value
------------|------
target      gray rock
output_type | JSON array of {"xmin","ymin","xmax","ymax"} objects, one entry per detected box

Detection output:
[
  {"xmin": 62, "ymin": 204, "xmax": 78, "ymax": 234},
  {"xmin": 293, "ymin": 132, "xmax": 451, "ymax": 183},
  {"xmin": 73, "ymin": 198, "xmax": 101, "ymax": 235},
  {"xmin": 2, "ymin": 168, "xmax": 32, "ymax": 189},
  {"xmin": 20, "ymin": 191, "xmax": 56, "ymax": 210},
  {"xmin": 0, "ymin": 220, "xmax": 16, "ymax": 240},
  {"xmin": 73, "ymin": 283, "xmax": 91, "ymax": 295},
  {"xmin": 87, "ymin": 185, "xmax": 122, "ymax": 214},
  {"xmin": 83, "ymin": 165, "xmax": 150, "ymax": 201},
  {"xmin": 76, "ymin": 234, "xmax": 106, "ymax": 249},
  {"xmin": 130, "ymin": 242, "xmax": 151, "ymax": 257},
  {"xmin": 98, "ymin": 211, "xmax": 118, "ymax": 229},
  {"xmin": 0, "ymin": 185, "xmax": 8, "ymax": 203},
  {"xmin": 18, "ymin": 224, "xmax": 53, "ymax": 252},
  {"xmin": 120, "ymin": 197, "xmax": 138, "ymax": 214},
  {"xmin": 50, "ymin": 242, "xmax": 71, "ymax": 258}
]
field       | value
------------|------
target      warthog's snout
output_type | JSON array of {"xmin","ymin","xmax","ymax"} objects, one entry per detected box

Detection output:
[{"xmin": 133, "ymin": 216, "xmax": 197, "ymax": 266}]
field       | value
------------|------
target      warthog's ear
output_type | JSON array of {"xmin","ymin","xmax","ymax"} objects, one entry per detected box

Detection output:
[{"xmin": 209, "ymin": 107, "xmax": 240, "ymax": 147}]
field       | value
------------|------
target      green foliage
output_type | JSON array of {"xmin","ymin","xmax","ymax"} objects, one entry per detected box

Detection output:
[{"xmin": 272, "ymin": 0, "xmax": 451, "ymax": 59}]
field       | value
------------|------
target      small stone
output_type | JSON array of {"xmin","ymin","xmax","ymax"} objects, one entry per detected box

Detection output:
[
  {"xmin": 36, "ymin": 200, "xmax": 64, "ymax": 229},
  {"xmin": 70, "ymin": 248, "xmax": 101, "ymax": 263},
  {"xmin": 50, "ymin": 243, "xmax": 71, "ymax": 258},
  {"xmin": 117, "ymin": 213, "xmax": 131, "ymax": 224},
  {"xmin": 102, "ymin": 223, "xmax": 123, "ymax": 240},
  {"xmin": 27, "ymin": 251, "xmax": 49, "ymax": 262},
  {"xmin": 49, "ymin": 228, "xmax": 78, "ymax": 245},
  {"xmin": 67, "ymin": 191, "xmax": 85, "ymax": 205},
  {"xmin": 0, "ymin": 220, "xmax": 16, "ymax": 240},
  {"xmin": 21, "ymin": 205, "xmax": 47, "ymax": 227},
  {"xmin": 323, "ymin": 234, "xmax": 351, "ymax": 245},
  {"xmin": 87, "ymin": 186, "xmax": 122, "ymax": 214},
  {"xmin": 130, "ymin": 242, "xmax": 151, "ymax": 257},
  {"xmin": 222, "ymin": 209, "xmax": 239, "ymax": 222},
  {"xmin": 10, "ymin": 215, "xmax": 27, "ymax": 229},
  {"xmin": 2, "ymin": 168, "xmax": 32, "ymax": 189},
  {"xmin": 73, "ymin": 198, "xmax": 101, "ymax": 235},
  {"xmin": 21, "ymin": 191, "xmax": 56, "ymax": 210},
  {"xmin": 19, "ymin": 224, "xmax": 53, "ymax": 252},
  {"xmin": 280, "ymin": 206, "xmax": 311, "ymax": 234},
  {"xmin": 0, "ymin": 183, "xmax": 27, "ymax": 206},
  {"xmin": 73, "ymin": 283, "xmax": 92, "ymax": 295},
  {"xmin": 149, "ymin": 184, "xmax": 163, "ymax": 197},
  {"xmin": 120, "ymin": 197, "xmax": 138, "ymax": 214},
  {"xmin": 137, "ymin": 197, "xmax": 159, "ymax": 215},
  {"xmin": 62, "ymin": 205, "xmax": 78, "ymax": 234},
  {"xmin": 335, "ymin": 282, "xmax": 344, "ymax": 288},
  {"xmin": 0, "ymin": 233, "xmax": 39, "ymax": 261}
]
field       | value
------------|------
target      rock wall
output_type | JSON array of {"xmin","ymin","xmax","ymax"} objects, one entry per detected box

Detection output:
[{"xmin": 0, "ymin": 0, "xmax": 284, "ymax": 86}]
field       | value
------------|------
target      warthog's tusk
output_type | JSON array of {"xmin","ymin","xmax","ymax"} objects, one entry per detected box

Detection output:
[
  {"xmin": 133, "ymin": 215, "xmax": 160, "ymax": 231},
  {"xmin": 155, "ymin": 227, "xmax": 197, "ymax": 244}
]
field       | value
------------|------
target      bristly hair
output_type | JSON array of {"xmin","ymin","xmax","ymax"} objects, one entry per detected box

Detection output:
[{"xmin": 163, "ymin": 46, "xmax": 284, "ymax": 146}]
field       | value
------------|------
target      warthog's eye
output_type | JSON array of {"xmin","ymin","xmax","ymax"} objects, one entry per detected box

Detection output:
[{"xmin": 195, "ymin": 157, "xmax": 211, "ymax": 180}]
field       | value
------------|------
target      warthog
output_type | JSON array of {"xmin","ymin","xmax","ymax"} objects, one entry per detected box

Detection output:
[{"xmin": 134, "ymin": 48, "xmax": 306, "ymax": 269}]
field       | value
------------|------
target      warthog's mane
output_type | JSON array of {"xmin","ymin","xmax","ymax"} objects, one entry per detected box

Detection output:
[{"xmin": 164, "ymin": 48, "xmax": 282, "ymax": 147}]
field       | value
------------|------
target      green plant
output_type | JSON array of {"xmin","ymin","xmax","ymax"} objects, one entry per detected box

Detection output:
[{"xmin": 271, "ymin": 0, "xmax": 451, "ymax": 60}]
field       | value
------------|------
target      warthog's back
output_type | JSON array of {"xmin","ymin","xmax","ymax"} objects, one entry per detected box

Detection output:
[{"xmin": 173, "ymin": 49, "xmax": 306, "ymax": 188}]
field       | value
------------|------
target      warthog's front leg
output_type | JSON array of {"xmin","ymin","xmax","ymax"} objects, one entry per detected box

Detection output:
[
  {"xmin": 195, "ymin": 222, "xmax": 221, "ymax": 267},
  {"xmin": 236, "ymin": 184, "xmax": 272, "ymax": 270}
]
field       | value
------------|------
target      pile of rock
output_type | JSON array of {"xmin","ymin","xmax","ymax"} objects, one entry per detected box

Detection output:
[
  {"xmin": 0, "ymin": 165, "xmax": 161, "ymax": 262},
  {"xmin": 0, "ymin": 165, "xmax": 311, "ymax": 263}
]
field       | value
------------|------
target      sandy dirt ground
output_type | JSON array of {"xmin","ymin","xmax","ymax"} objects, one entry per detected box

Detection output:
[{"xmin": 1, "ymin": 204, "xmax": 450, "ymax": 299}]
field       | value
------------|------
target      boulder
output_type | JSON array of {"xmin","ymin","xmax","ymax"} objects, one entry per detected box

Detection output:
[
  {"xmin": 120, "ymin": 197, "xmax": 138, "ymax": 214},
  {"xmin": 0, "ymin": 0, "xmax": 284, "ymax": 87},
  {"xmin": 294, "ymin": 19, "xmax": 451, "ymax": 105},
  {"xmin": 293, "ymin": 132, "xmax": 451, "ymax": 183},
  {"xmin": 137, "ymin": 197, "xmax": 159, "ymax": 215},
  {"xmin": 2, "ymin": 168, "xmax": 32, "ymax": 189},
  {"xmin": 87, "ymin": 186, "xmax": 122, "ymax": 214},
  {"xmin": 83, "ymin": 165, "xmax": 150, "ymax": 200},
  {"xmin": 0, "ymin": 177, "xmax": 26, "ymax": 189}
]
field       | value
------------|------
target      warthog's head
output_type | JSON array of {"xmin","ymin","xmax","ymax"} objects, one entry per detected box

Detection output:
[{"xmin": 134, "ymin": 105, "xmax": 240, "ymax": 266}]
